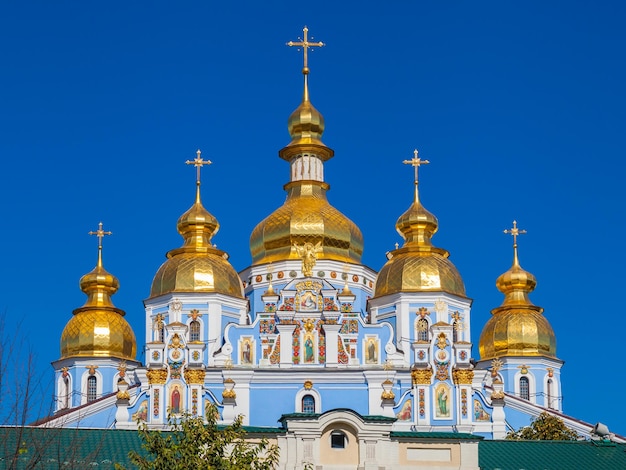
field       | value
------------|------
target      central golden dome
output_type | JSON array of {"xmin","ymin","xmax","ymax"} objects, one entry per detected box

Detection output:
[
  {"xmin": 479, "ymin": 231, "xmax": 557, "ymax": 359},
  {"xmin": 374, "ymin": 157, "xmax": 466, "ymax": 298},
  {"xmin": 60, "ymin": 237, "xmax": 136, "ymax": 360},
  {"xmin": 150, "ymin": 157, "xmax": 244, "ymax": 299},
  {"xmin": 249, "ymin": 56, "xmax": 363, "ymax": 266},
  {"xmin": 250, "ymin": 181, "xmax": 364, "ymax": 265}
]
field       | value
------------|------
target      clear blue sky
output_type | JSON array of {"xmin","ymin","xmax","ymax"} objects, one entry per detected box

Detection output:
[{"xmin": 1, "ymin": 2, "xmax": 624, "ymax": 433}]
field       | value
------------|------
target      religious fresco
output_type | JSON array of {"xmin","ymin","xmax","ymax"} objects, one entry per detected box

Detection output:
[
  {"xmin": 169, "ymin": 384, "xmax": 182, "ymax": 414},
  {"xmin": 434, "ymin": 383, "xmax": 451, "ymax": 418},
  {"xmin": 132, "ymin": 400, "xmax": 148, "ymax": 422},
  {"xmin": 395, "ymin": 399, "xmax": 412, "ymax": 421},
  {"xmin": 240, "ymin": 337, "xmax": 253, "ymax": 365},
  {"xmin": 473, "ymin": 399, "xmax": 491, "ymax": 421},
  {"xmin": 364, "ymin": 336, "xmax": 379, "ymax": 364}
]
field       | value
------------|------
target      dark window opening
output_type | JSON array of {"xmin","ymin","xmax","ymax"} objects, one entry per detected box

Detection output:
[{"xmin": 331, "ymin": 431, "xmax": 346, "ymax": 449}]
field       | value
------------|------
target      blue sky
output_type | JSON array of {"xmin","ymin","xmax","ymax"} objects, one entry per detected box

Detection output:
[{"xmin": 1, "ymin": 2, "xmax": 624, "ymax": 433}]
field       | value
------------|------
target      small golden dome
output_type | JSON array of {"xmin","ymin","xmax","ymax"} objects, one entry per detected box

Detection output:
[
  {"xmin": 60, "ymin": 227, "xmax": 136, "ymax": 360},
  {"xmin": 375, "ymin": 248, "xmax": 466, "ymax": 297},
  {"xmin": 374, "ymin": 152, "xmax": 466, "ymax": 298},
  {"xmin": 61, "ymin": 308, "xmax": 137, "ymax": 360},
  {"xmin": 250, "ymin": 181, "xmax": 364, "ymax": 265},
  {"xmin": 149, "ymin": 156, "xmax": 243, "ymax": 299},
  {"xmin": 478, "ymin": 224, "xmax": 557, "ymax": 359},
  {"xmin": 286, "ymin": 96, "xmax": 325, "ymax": 147}
]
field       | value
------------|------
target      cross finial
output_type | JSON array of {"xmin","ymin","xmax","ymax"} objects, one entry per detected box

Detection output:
[
  {"xmin": 287, "ymin": 26, "xmax": 324, "ymax": 74},
  {"xmin": 89, "ymin": 222, "xmax": 112, "ymax": 267},
  {"xmin": 504, "ymin": 220, "xmax": 527, "ymax": 245},
  {"xmin": 186, "ymin": 149, "xmax": 212, "ymax": 203},
  {"xmin": 88, "ymin": 221, "xmax": 112, "ymax": 247},
  {"xmin": 504, "ymin": 220, "xmax": 527, "ymax": 266},
  {"xmin": 186, "ymin": 149, "xmax": 212, "ymax": 184},
  {"xmin": 402, "ymin": 149, "xmax": 430, "ymax": 202}
]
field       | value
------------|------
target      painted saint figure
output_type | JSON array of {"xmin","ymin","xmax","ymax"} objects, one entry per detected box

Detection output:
[
  {"xmin": 437, "ymin": 387, "xmax": 448, "ymax": 416},
  {"xmin": 367, "ymin": 339, "xmax": 377, "ymax": 363},
  {"xmin": 171, "ymin": 386, "xmax": 181, "ymax": 414},
  {"xmin": 304, "ymin": 337, "xmax": 314, "ymax": 363},
  {"xmin": 242, "ymin": 340, "xmax": 252, "ymax": 364}
]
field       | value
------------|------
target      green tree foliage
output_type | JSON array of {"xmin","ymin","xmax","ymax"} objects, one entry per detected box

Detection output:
[
  {"xmin": 117, "ymin": 404, "xmax": 279, "ymax": 470},
  {"xmin": 506, "ymin": 412, "xmax": 579, "ymax": 441}
]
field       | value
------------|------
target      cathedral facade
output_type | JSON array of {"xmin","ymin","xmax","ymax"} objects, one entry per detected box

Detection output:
[{"xmin": 49, "ymin": 29, "xmax": 585, "ymax": 452}]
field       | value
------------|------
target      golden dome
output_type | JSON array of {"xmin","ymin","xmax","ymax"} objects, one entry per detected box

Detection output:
[
  {"xmin": 250, "ymin": 41, "xmax": 363, "ymax": 266},
  {"xmin": 250, "ymin": 181, "xmax": 364, "ymax": 265},
  {"xmin": 478, "ymin": 225, "xmax": 557, "ymax": 359},
  {"xmin": 374, "ymin": 153, "xmax": 466, "ymax": 298},
  {"xmin": 60, "ymin": 228, "xmax": 136, "ymax": 360},
  {"xmin": 149, "ymin": 154, "xmax": 243, "ymax": 299}
]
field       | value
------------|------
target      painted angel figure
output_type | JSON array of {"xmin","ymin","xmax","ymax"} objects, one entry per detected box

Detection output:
[{"xmin": 294, "ymin": 241, "xmax": 322, "ymax": 277}]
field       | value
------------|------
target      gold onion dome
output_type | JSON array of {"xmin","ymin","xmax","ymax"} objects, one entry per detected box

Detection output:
[
  {"xmin": 375, "ymin": 152, "xmax": 465, "ymax": 298},
  {"xmin": 60, "ymin": 224, "xmax": 137, "ymax": 360},
  {"xmin": 150, "ymin": 152, "xmax": 243, "ymax": 299},
  {"xmin": 250, "ymin": 27, "xmax": 363, "ymax": 266},
  {"xmin": 479, "ymin": 222, "xmax": 556, "ymax": 359}
]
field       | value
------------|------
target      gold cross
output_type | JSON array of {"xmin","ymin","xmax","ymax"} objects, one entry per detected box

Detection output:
[
  {"xmin": 403, "ymin": 149, "xmax": 430, "ymax": 184},
  {"xmin": 504, "ymin": 220, "xmax": 527, "ymax": 246},
  {"xmin": 287, "ymin": 26, "xmax": 324, "ymax": 73},
  {"xmin": 186, "ymin": 149, "xmax": 212, "ymax": 184},
  {"xmin": 88, "ymin": 222, "xmax": 112, "ymax": 248}
]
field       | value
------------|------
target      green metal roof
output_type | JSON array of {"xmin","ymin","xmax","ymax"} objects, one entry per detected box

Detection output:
[
  {"xmin": 479, "ymin": 439, "xmax": 626, "ymax": 470},
  {"xmin": 391, "ymin": 431, "xmax": 482, "ymax": 440},
  {"xmin": 0, "ymin": 426, "xmax": 144, "ymax": 469}
]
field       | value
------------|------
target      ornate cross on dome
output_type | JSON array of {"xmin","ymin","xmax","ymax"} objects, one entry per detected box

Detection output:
[
  {"xmin": 504, "ymin": 220, "xmax": 527, "ymax": 246},
  {"xmin": 88, "ymin": 222, "xmax": 112, "ymax": 248},
  {"xmin": 403, "ymin": 149, "xmax": 430, "ymax": 202},
  {"xmin": 287, "ymin": 26, "xmax": 324, "ymax": 74},
  {"xmin": 186, "ymin": 149, "xmax": 212, "ymax": 184}
]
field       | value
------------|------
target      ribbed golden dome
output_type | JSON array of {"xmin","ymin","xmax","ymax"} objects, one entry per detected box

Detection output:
[
  {"xmin": 249, "ymin": 46, "xmax": 363, "ymax": 266},
  {"xmin": 286, "ymin": 91, "xmax": 325, "ymax": 147},
  {"xmin": 374, "ymin": 155, "xmax": 466, "ymax": 298},
  {"xmin": 60, "ymin": 234, "xmax": 136, "ymax": 360},
  {"xmin": 479, "ymin": 229, "xmax": 556, "ymax": 359},
  {"xmin": 149, "ymin": 159, "xmax": 243, "ymax": 299},
  {"xmin": 250, "ymin": 182, "xmax": 364, "ymax": 265}
]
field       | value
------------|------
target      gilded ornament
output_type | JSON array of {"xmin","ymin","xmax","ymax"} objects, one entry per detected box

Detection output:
[
  {"xmin": 294, "ymin": 241, "xmax": 322, "ymax": 277},
  {"xmin": 147, "ymin": 368, "xmax": 168, "ymax": 384},
  {"xmin": 61, "ymin": 367, "xmax": 69, "ymax": 378},
  {"xmin": 434, "ymin": 300, "xmax": 447, "ymax": 314},
  {"xmin": 188, "ymin": 309, "xmax": 201, "ymax": 321},
  {"xmin": 452, "ymin": 368, "xmax": 474, "ymax": 385},
  {"xmin": 169, "ymin": 333, "xmax": 183, "ymax": 350},
  {"xmin": 436, "ymin": 332, "xmax": 447, "ymax": 350},
  {"xmin": 303, "ymin": 380, "xmax": 313, "ymax": 390},
  {"xmin": 491, "ymin": 389, "xmax": 505, "ymax": 400},
  {"xmin": 518, "ymin": 364, "xmax": 529, "ymax": 375},
  {"xmin": 417, "ymin": 307, "xmax": 430, "ymax": 318},
  {"xmin": 116, "ymin": 390, "xmax": 130, "ymax": 400},
  {"xmin": 170, "ymin": 298, "xmax": 183, "ymax": 313},
  {"xmin": 547, "ymin": 367, "xmax": 554, "ymax": 377},
  {"xmin": 117, "ymin": 361, "xmax": 127, "ymax": 378},
  {"xmin": 184, "ymin": 368, "xmax": 206, "ymax": 385},
  {"xmin": 86, "ymin": 365, "xmax": 98, "ymax": 375},
  {"xmin": 304, "ymin": 318, "xmax": 315, "ymax": 333},
  {"xmin": 490, "ymin": 358, "xmax": 503, "ymax": 378},
  {"xmin": 222, "ymin": 389, "xmax": 237, "ymax": 399},
  {"xmin": 411, "ymin": 367, "xmax": 433, "ymax": 385},
  {"xmin": 381, "ymin": 390, "xmax": 396, "ymax": 400}
]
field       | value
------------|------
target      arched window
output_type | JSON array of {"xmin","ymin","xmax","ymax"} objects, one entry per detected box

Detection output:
[
  {"xmin": 302, "ymin": 394, "xmax": 315, "ymax": 414},
  {"xmin": 330, "ymin": 431, "xmax": 347, "ymax": 449},
  {"xmin": 87, "ymin": 376, "xmax": 97, "ymax": 403},
  {"xmin": 189, "ymin": 320, "xmax": 200, "ymax": 342},
  {"xmin": 452, "ymin": 321, "xmax": 458, "ymax": 343},
  {"xmin": 519, "ymin": 376, "xmax": 530, "ymax": 400},
  {"xmin": 547, "ymin": 379, "xmax": 553, "ymax": 409},
  {"xmin": 417, "ymin": 318, "xmax": 429, "ymax": 342}
]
